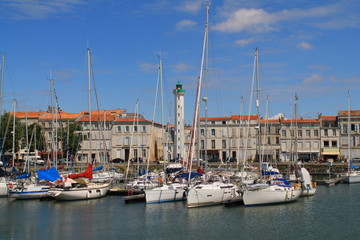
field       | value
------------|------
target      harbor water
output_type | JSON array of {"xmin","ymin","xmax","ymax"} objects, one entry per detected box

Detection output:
[{"xmin": 1, "ymin": 184, "xmax": 360, "ymax": 240}]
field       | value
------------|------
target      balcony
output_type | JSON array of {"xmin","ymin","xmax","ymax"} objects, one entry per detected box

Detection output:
[{"xmin": 321, "ymin": 147, "xmax": 340, "ymax": 155}]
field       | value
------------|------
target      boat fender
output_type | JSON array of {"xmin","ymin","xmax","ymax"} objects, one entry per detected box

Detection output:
[
  {"xmin": 312, "ymin": 182, "xmax": 317, "ymax": 188},
  {"xmin": 158, "ymin": 177, "xmax": 163, "ymax": 183},
  {"xmin": 8, "ymin": 183, "xmax": 13, "ymax": 189}
]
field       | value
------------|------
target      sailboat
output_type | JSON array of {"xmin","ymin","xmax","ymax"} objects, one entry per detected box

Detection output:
[
  {"xmin": 48, "ymin": 164, "xmax": 109, "ymax": 200},
  {"xmin": 242, "ymin": 48, "xmax": 301, "ymax": 206},
  {"xmin": 49, "ymin": 48, "xmax": 110, "ymax": 200},
  {"xmin": 9, "ymin": 167, "xmax": 60, "ymax": 200},
  {"xmin": 144, "ymin": 57, "xmax": 188, "ymax": 204},
  {"xmin": 0, "ymin": 53, "xmax": 9, "ymax": 197},
  {"xmin": 185, "ymin": 2, "xmax": 241, "ymax": 208},
  {"xmin": 342, "ymin": 91, "xmax": 360, "ymax": 183}
]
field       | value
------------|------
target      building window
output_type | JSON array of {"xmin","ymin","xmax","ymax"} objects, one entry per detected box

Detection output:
[
  {"xmin": 142, "ymin": 126, "xmax": 146, "ymax": 132},
  {"xmin": 134, "ymin": 126, "xmax": 138, "ymax": 132},
  {"xmin": 125, "ymin": 126, "xmax": 130, "ymax": 132},
  {"xmin": 290, "ymin": 130, "xmax": 294, "ymax": 137},
  {"xmin": 211, "ymin": 129, "xmax": 216, "ymax": 136},
  {"xmin": 276, "ymin": 137, "xmax": 279, "ymax": 145},
  {"xmin": 298, "ymin": 130, "xmax": 302, "ymax": 137},
  {"xmin": 222, "ymin": 140, "xmax": 226, "ymax": 148},
  {"xmin": 324, "ymin": 141, "xmax": 329, "ymax": 147},
  {"xmin": 306, "ymin": 130, "xmax": 310, "ymax": 137},
  {"xmin": 306, "ymin": 141, "xmax": 311, "ymax": 148},
  {"xmin": 211, "ymin": 140, "xmax": 215, "ymax": 149},
  {"xmin": 297, "ymin": 141, "xmax": 303, "ymax": 149},
  {"xmin": 116, "ymin": 126, "xmax": 121, "ymax": 132},
  {"xmin": 314, "ymin": 141, "xmax": 319, "ymax": 148},
  {"xmin": 332, "ymin": 141, "xmax": 337, "ymax": 147},
  {"xmin": 200, "ymin": 129, "xmax": 205, "ymax": 136},
  {"xmin": 201, "ymin": 140, "xmax": 205, "ymax": 149},
  {"xmin": 324, "ymin": 129, "xmax": 328, "ymax": 136},
  {"xmin": 267, "ymin": 137, "xmax": 271, "ymax": 145},
  {"xmin": 332, "ymin": 129, "xmax": 336, "ymax": 136},
  {"xmin": 281, "ymin": 141, "xmax": 286, "ymax": 150},
  {"xmin": 222, "ymin": 121, "xmax": 226, "ymax": 125},
  {"xmin": 314, "ymin": 130, "xmax": 318, "ymax": 137},
  {"xmin": 282, "ymin": 130, "xmax": 286, "ymax": 137},
  {"xmin": 124, "ymin": 137, "xmax": 130, "ymax": 145}
]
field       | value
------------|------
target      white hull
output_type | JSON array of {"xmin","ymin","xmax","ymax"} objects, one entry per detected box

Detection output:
[
  {"xmin": 49, "ymin": 183, "xmax": 109, "ymax": 201},
  {"xmin": 343, "ymin": 172, "xmax": 360, "ymax": 183},
  {"xmin": 0, "ymin": 178, "xmax": 8, "ymax": 197},
  {"xmin": 300, "ymin": 168, "xmax": 317, "ymax": 196},
  {"xmin": 243, "ymin": 184, "xmax": 301, "ymax": 206},
  {"xmin": 145, "ymin": 184, "xmax": 186, "ymax": 203},
  {"xmin": 187, "ymin": 182, "xmax": 238, "ymax": 208},
  {"xmin": 9, "ymin": 184, "xmax": 51, "ymax": 200}
]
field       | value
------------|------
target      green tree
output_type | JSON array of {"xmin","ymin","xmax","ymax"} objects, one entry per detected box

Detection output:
[
  {"xmin": 0, "ymin": 112, "xmax": 25, "ymax": 154},
  {"xmin": 24, "ymin": 123, "xmax": 47, "ymax": 152},
  {"xmin": 60, "ymin": 122, "xmax": 82, "ymax": 159}
]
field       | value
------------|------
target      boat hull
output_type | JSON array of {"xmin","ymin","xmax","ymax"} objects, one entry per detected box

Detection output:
[
  {"xmin": 343, "ymin": 174, "xmax": 360, "ymax": 184},
  {"xmin": 49, "ymin": 183, "xmax": 109, "ymax": 201},
  {"xmin": 187, "ymin": 183, "xmax": 238, "ymax": 208},
  {"xmin": 243, "ymin": 186, "xmax": 301, "ymax": 206},
  {"xmin": 9, "ymin": 185, "xmax": 51, "ymax": 200},
  {"xmin": 145, "ymin": 184, "xmax": 186, "ymax": 203}
]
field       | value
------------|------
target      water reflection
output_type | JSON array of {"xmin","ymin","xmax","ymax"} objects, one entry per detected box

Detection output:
[{"xmin": 1, "ymin": 186, "xmax": 360, "ymax": 240}]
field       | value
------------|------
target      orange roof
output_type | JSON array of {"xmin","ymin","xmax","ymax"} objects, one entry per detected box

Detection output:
[
  {"xmin": 281, "ymin": 118, "xmax": 320, "ymax": 124},
  {"xmin": 338, "ymin": 110, "xmax": 360, "ymax": 116},
  {"xmin": 321, "ymin": 116, "xmax": 337, "ymax": 121},
  {"xmin": 200, "ymin": 115, "xmax": 258, "ymax": 121},
  {"xmin": 13, "ymin": 111, "xmax": 45, "ymax": 118},
  {"xmin": 40, "ymin": 111, "xmax": 80, "ymax": 120}
]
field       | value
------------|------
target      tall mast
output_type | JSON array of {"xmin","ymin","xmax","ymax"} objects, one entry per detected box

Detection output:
[
  {"xmin": 187, "ymin": 0, "xmax": 209, "ymax": 175},
  {"xmin": 0, "ymin": 53, "xmax": 4, "ymax": 131},
  {"xmin": 12, "ymin": 99, "xmax": 16, "ymax": 167},
  {"xmin": 254, "ymin": 48, "xmax": 261, "ymax": 164},
  {"xmin": 87, "ymin": 48, "xmax": 92, "ymax": 164},
  {"xmin": 347, "ymin": 90, "xmax": 351, "ymax": 172}
]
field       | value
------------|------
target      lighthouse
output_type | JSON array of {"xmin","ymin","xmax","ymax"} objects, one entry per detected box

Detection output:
[{"xmin": 173, "ymin": 81, "xmax": 185, "ymax": 160}]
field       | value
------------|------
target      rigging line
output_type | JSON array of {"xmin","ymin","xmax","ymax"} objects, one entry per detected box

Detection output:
[{"xmin": 89, "ymin": 55, "xmax": 108, "ymax": 159}]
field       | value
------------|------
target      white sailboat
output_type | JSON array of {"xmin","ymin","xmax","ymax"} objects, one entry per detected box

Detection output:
[
  {"xmin": 49, "ymin": 49, "xmax": 109, "ymax": 200},
  {"xmin": 242, "ymin": 48, "xmax": 301, "ymax": 206},
  {"xmin": 0, "ymin": 53, "xmax": 9, "ymax": 197},
  {"xmin": 185, "ymin": 2, "xmax": 242, "ymax": 207},
  {"xmin": 145, "ymin": 56, "xmax": 188, "ymax": 203},
  {"xmin": 243, "ymin": 178, "xmax": 301, "ymax": 206}
]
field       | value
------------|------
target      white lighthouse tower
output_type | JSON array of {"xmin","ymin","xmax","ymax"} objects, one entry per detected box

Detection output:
[{"xmin": 173, "ymin": 81, "xmax": 185, "ymax": 160}]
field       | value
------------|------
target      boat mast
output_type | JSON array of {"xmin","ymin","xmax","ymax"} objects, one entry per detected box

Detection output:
[
  {"xmin": 187, "ymin": 0, "xmax": 209, "ymax": 178},
  {"xmin": 12, "ymin": 99, "xmax": 16, "ymax": 167},
  {"xmin": 347, "ymin": 90, "xmax": 351, "ymax": 172},
  {"xmin": 0, "ymin": 54, "xmax": 4, "ymax": 164},
  {"xmin": 87, "ymin": 48, "xmax": 93, "ymax": 164}
]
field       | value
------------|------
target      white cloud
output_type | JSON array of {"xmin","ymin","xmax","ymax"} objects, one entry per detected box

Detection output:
[
  {"xmin": 176, "ymin": 20, "xmax": 197, "ymax": 30},
  {"xmin": 235, "ymin": 38, "xmax": 255, "ymax": 47},
  {"xmin": 171, "ymin": 63, "xmax": 192, "ymax": 73},
  {"xmin": 176, "ymin": 0, "xmax": 203, "ymax": 14},
  {"xmin": 0, "ymin": 0, "xmax": 86, "ymax": 20},
  {"xmin": 303, "ymin": 74, "xmax": 324, "ymax": 84},
  {"xmin": 213, "ymin": 8, "xmax": 278, "ymax": 33},
  {"xmin": 139, "ymin": 63, "xmax": 157, "ymax": 73},
  {"xmin": 213, "ymin": 1, "xmax": 359, "ymax": 33},
  {"xmin": 297, "ymin": 42, "xmax": 313, "ymax": 50}
]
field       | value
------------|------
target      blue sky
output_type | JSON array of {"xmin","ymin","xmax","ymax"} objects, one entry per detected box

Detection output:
[{"xmin": 0, "ymin": 0, "xmax": 359, "ymax": 124}]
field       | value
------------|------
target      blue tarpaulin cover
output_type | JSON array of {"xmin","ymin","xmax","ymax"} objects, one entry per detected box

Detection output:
[
  {"xmin": 179, "ymin": 172, "xmax": 203, "ymax": 179},
  {"xmin": 350, "ymin": 162, "xmax": 360, "ymax": 169},
  {"xmin": 93, "ymin": 166, "xmax": 103, "ymax": 171},
  {"xmin": 16, "ymin": 173, "xmax": 31, "ymax": 179},
  {"xmin": 37, "ymin": 167, "xmax": 61, "ymax": 181}
]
